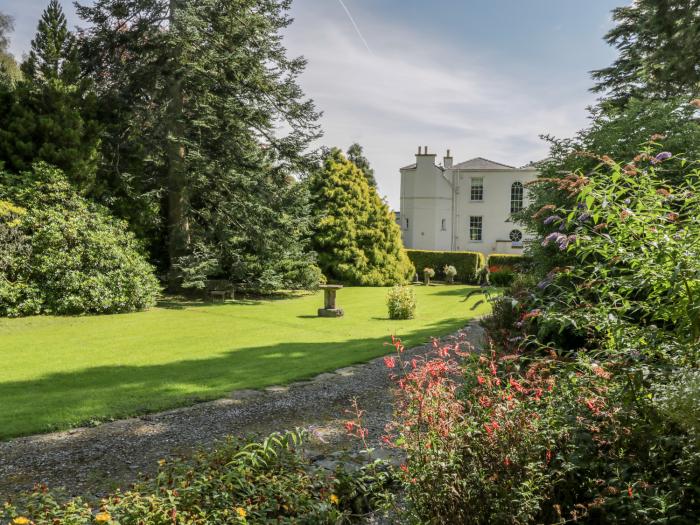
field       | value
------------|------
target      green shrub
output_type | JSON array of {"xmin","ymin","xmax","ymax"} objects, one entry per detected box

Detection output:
[
  {"xmin": 387, "ymin": 285, "xmax": 416, "ymax": 319},
  {"xmin": 0, "ymin": 164, "xmax": 160, "ymax": 316},
  {"xmin": 489, "ymin": 268, "xmax": 515, "ymax": 287},
  {"xmin": 406, "ymin": 250, "xmax": 484, "ymax": 283},
  {"xmin": 1, "ymin": 431, "xmax": 384, "ymax": 524},
  {"xmin": 487, "ymin": 254, "xmax": 529, "ymax": 269}
]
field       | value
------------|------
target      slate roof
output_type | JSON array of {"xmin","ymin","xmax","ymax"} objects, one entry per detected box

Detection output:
[
  {"xmin": 401, "ymin": 163, "xmax": 417, "ymax": 170},
  {"xmin": 450, "ymin": 157, "xmax": 516, "ymax": 170}
]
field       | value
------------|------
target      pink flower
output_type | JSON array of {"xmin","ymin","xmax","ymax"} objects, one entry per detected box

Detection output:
[{"xmin": 384, "ymin": 356, "xmax": 396, "ymax": 369}]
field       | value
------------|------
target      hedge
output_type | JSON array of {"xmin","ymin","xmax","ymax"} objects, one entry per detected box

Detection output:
[
  {"xmin": 406, "ymin": 250, "xmax": 485, "ymax": 284},
  {"xmin": 488, "ymin": 254, "xmax": 530, "ymax": 270}
]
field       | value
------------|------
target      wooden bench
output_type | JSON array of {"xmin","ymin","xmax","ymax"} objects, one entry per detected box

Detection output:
[{"xmin": 206, "ymin": 279, "xmax": 235, "ymax": 302}]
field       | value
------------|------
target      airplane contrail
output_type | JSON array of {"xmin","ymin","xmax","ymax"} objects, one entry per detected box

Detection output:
[{"xmin": 336, "ymin": 0, "xmax": 374, "ymax": 55}]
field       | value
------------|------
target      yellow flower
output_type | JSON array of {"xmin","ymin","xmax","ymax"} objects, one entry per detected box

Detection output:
[
  {"xmin": 157, "ymin": 459, "xmax": 166, "ymax": 467},
  {"xmin": 95, "ymin": 512, "xmax": 112, "ymax": 523},
  {"xmin": 330, "ymin": 494, "xmax": 340, "ymax": 505},
  {"xmin": 235, "ymin": 507, "xmax": 247, "ymax": 518},
  {"xmin": 12, "ymin": 518, "xmax": 30, "ymax": 525}
]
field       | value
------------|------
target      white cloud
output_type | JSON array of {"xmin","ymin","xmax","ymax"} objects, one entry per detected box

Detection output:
[{"xmin": 284, "ymin": 1, "xmax": 597, "ymax": 208}]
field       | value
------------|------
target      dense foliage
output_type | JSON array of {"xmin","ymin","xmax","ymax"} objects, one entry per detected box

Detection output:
[
  {"xmin": 310, "ymin": 149, "xmax": 413, "ymax": 286},
  {"xmin": 76, "ymin": 0, "xmax": 322, "ymax": 292},
  {"xmin": 1, "ymin": 431, "xmax": 387, "ymax": 524},
  {"xmin": 414, "ymin": 150, "xmax": 700, "ymax": 523},
  {"xmin": 591, "ymin": 0, "xmax": 700, "ymax": 107},
  {"xmin": 0, "ymin": 164, "xmax": 159, "ymax": 316},
  {"xmin": 519, "ymin": 97, "xmax": 700, "ymax": 278},
  {"xmin": 0, "ymin": 1, "xmax": 100, "ymax": 192},
  {"xmin": 405, "ymin": 249, "xmax": 484, "ymax": 283}
]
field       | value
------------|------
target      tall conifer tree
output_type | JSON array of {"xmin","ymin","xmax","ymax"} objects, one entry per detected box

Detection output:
[
  {"xmin": 310, "ymin": 149, "xmax": 413, "ymax": 286},
  {"xmin": 0, "ymin": 1, "xmax": 99, "ymax": 191},
  {"xmin": 77, "ymin": 0, "xmax": 322, "ymax": 291},
  {"xmin": 592, "ymin": 0, "xmax": 700, "ymax": 106}
]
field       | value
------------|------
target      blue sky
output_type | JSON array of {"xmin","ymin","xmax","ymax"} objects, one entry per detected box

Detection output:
[{"xmin": 4, "ymin": 0, "xmax": 622, "ymax": 207}]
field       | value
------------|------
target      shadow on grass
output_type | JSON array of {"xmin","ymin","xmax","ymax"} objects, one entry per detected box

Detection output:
[{"xmin": 0, "ymin": 316, "xmax": 467, "ymax": 441}]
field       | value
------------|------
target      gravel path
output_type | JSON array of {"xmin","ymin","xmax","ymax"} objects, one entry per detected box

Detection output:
[{"xmin": 0, "ymin": 322, "xmax": 484, "ymax": 502}]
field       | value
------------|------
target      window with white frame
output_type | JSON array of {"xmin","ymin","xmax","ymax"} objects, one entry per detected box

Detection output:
[
  {"xmin": 441, "ymin": 218, "xmax": 447, "ymax": 231},
  {"xmin": 469, "ymin": 216, "xmax": 483, "ymax": 241},
  {"xmin": 470, "ymin": 177, "xmax": 484, "ymax": 201},
  {"xmin": 510, "ymin": 181, "xmax": 524, "ymax": 213}
]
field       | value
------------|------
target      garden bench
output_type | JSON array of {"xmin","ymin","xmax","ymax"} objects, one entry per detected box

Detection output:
[{"xmin": 206, "ymin": 279, "xmax": 235, "ymax": 302}]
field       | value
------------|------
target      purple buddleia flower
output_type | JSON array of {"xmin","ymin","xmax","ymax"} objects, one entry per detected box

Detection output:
[
  {"xmin": 652, "ymin": 151, "xmax": 672, "ymax": 164},
  {"xmin": 578, "ymin": 212, "xmax": 591, "ymax": 222},
  {"xmin": 542, "ymin": 232, "xmax": 564, "ymax": 247},
  {"xmin": 543, "ymin": 215, "xmax": 561, "ymax": 225},
  {"xmin": 559, "ymin": 222, "xmax": 567, "ymax": 232},
  {"xmin": 577, "ymin": 202, "xmax": 587, "ymax": 210}
]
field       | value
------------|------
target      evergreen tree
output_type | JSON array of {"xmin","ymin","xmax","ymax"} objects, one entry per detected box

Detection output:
[
  {"xmin": 592, "ymin": 0, "xmax": 700, "ymax": 107},
  {"xmin": 347, "ymin": 142, "xmax": 377, "ymax": 188},
  {"xmin": 77, "ymin": 0, "xmax": 322, "ymax": 291},
  {"xmin": 21, "ymin": 0, "xmax": 80, "ymax": 84},
  {"xmin": 310, "ymin": 149, "xmax": 413, "ymax": 286},
  {"xmin": 0, "ymin": 1, "xmax": 99, "ymax": 192}
]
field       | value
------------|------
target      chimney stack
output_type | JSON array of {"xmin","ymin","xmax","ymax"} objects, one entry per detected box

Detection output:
[{"xmin": 444, "ymin": 149, "xmax": 453, "ymax": 169}]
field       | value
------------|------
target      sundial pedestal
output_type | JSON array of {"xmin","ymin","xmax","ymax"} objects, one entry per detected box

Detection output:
[{"xmin": 318, "ymin": 284, "xmax": 344, "ymax": 318}]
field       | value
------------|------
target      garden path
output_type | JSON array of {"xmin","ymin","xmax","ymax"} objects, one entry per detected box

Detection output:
[{"xmin": 0, "ymin": 322, "xmax": 484, "ymax": 501}]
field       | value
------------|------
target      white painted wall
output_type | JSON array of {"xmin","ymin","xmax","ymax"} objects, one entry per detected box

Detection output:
[{"xmin": 400, "ymin": 148, "xmax": 538, "ymax": 256}]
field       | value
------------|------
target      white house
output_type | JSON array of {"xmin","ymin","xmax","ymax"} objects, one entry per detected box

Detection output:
[{"xmin": 399, "ymin": 147, "xmax": 539, "ymax": 255}]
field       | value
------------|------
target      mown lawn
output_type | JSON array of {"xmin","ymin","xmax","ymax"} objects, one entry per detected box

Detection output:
[{"xmin": 0, "ymin": 285, "xmax": 489, "ymax": 440}]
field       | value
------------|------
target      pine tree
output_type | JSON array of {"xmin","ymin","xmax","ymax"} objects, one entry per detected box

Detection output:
[
  {"xmin": 77, "ymin": 0, "xmax": 322, "ymax": 291},
  {"xmin": 310, "ymin": 149, "xmax": 413, "ymax": 286},
  {"xmin": 347, "ymin": 142, "xmax": 377, "ymax": 188},
  {"xmin": 22, "ymin": 1, "xmax": 80, "ymax": 83},
  {"xmin": 591, "ymin": 0, "xmax": 700, "ymax": 107},
  {"xmin": 0, "ymin": 1, "xmax": 99, "ymax": 191}
]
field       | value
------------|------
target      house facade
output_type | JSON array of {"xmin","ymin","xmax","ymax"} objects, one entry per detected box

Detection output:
[{"xmin": 399, "ymin": 147, "xmax": 538, "ymax": 255}]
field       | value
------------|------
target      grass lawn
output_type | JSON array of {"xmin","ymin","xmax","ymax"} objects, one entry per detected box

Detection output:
[{"xmin": 0, "ymin": 285, "xmax": 490, "ymax": 440}]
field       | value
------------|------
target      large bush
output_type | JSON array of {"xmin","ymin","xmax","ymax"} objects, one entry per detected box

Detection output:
[
  {"xmin": 405, "ymin": 249, "xmax": 484, "ymax": 283},
  {"xmin": 371, "ymin": 149, "xmax": 700, "ymax": 523},
  {"xmin": 0, "ymin": 164, "xmax": 160, "ymax": 316}
]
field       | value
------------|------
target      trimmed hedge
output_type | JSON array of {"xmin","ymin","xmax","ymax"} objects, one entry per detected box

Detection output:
[{"xmin": 406, "ymin": 250, "xmax": 485, "ymax": 284}]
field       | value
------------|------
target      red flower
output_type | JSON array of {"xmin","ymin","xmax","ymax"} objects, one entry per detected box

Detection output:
[
  {"xmin": 627, "ymin": 486, "xmax": 633, "ymax": 498},
  {"xmin": 384, "ymin": 356, "xmax": 396, "ymax": 369},
  {"xmin": 546, "ymin": 449, "xmax": 552, "ymax": 464},
  {"xmin": 477, "ymin": 375, "xmax": 485, "ymax": 385},
  {"xmin": 503, "ymin": 456, "xmax": 511, "ymax": 467},
  {"xmin": 344, "ymin": 421, "xmax": 355, "ymax": 433}
]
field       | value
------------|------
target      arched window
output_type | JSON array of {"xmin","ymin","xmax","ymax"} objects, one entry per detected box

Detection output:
[{"xmin": 510, "ymin": 182, "xmax": 524, "ymax": 213}]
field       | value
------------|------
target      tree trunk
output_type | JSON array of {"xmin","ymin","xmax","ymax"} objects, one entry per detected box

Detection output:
[{"xmin": 166, "ymin": 0, "xmax": 189, "ymax": 292}]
